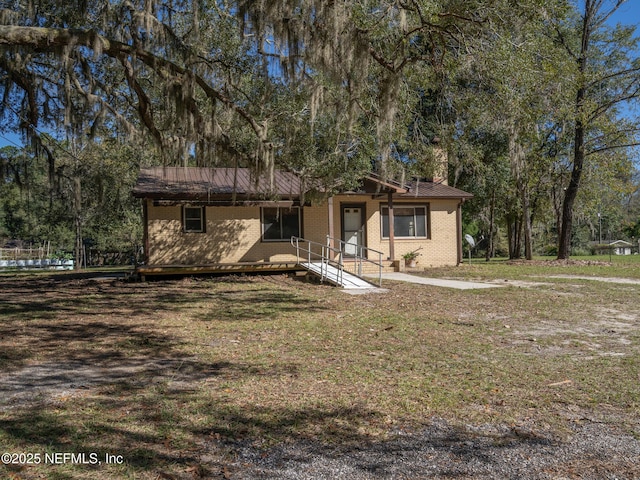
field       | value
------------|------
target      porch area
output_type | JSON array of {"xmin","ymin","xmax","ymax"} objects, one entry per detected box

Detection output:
[{"xmin": 136, "ymin": 235, "xmax": 399, "ymax": 287}]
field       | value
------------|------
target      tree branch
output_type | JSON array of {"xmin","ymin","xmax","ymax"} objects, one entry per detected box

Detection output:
[
  {"xmin": 0, "ymin": 25, "xmax": 266, "ymax": 140},
  {"xmin": 587, "ymin": 83, "xmax": 640, "ymax": 122},
  {"xmin": 119, "ymin": 55, "xmax": 164, "ymax": 149},
  {"xmin": 586, "ymin": 141, "xmax": 640, "ymax": 156},
  {"xmin": 0, "ymin": 56, "xmax": 39, "ymax": 127},
  {"xmin": 586, "ymin": 65, "xmax": 640, "ymax": 90},
  {"xmin": 552, "ymin": 23, "xmax": 578, "ymax": 61}
]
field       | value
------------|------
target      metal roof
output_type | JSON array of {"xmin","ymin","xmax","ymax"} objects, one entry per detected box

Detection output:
[
  {"xmin": 400, "ymin": 179, "xmax": 474, "ymax": 200},
  {"xmin": 132, "ymin": 167, "xmax": 472, "ymax": 201},
  {"xmin": 132, "ymin": 167, "xmax": 303, "ymax": 200}
]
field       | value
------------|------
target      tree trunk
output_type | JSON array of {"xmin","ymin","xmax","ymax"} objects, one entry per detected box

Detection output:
[
  {"xmin": 521, "ymin": 184, "xmax": 533, "ymax": 260},
  {"xmin": 73, "ymin": 176, "xmax": 82, "ymax": 270},
  {"xmin": 507, "ymin": 218, "xmax": 513, "ymax": 259},
  {"xmin": 557, "ymin": 1, "xmax": 593, "ymax": 260},
  {"xmin": 552, "ymin": 183, "xmax": 563, "ymax": 251},
  {"xmin": 514, "ymin": 217, "xmax": 522, "ymax": 259},
  {"xmin": 558, "ymin": 113, "xmax": 585, "ymax": 259},
  {"xmin": 508, "ymin": 127, "xmax": 531, "ymax": 260},
  {"xmin": 485, "ymin": 191, "xmax": 496, "ymax": 262},
  {"xmin": 507, "ymin": 214, "xmax": 522, "ymax": 259}
]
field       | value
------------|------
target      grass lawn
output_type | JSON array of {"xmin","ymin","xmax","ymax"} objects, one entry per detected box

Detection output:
[{"xmin": 0, "ymin": 259, "xmax": 639, "ymax": 479}]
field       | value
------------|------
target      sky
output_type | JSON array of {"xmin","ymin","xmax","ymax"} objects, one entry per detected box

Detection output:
[
  {"xmin": 605, "ymin": 1, "xmax": 640, "ymax": 166},
  {"xmin": 603, "ymin": 0, "xmax": 640, "ymax": 25},
  {"xmin": 1, "ymin": 1, "xmax": 640, "ymax": 150}
]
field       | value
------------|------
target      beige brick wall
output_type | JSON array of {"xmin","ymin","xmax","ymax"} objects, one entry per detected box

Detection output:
[
  {"xmin": 301, "ymin": 203, "xmax": 329, "ymax": 244},
  {"xmin": 146, "ymin": 201, "xmax": 305, "ymax": 264},
  {"xmin": 145, "ymin": 196, "xmax": 461, "ymax": 267},
  {"xmin": 329, "ymin": 195, "xmax": 460, "ymax": 267}
]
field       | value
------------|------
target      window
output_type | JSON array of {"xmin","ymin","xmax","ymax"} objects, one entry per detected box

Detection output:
[
  {"xmin": 381, "ymin": 205, "xmax": 428, "ymax": 238},
  {"xmin": 183, "ymin": 206, "xmax": 205, "ymax": 233},
  {"xmin": 262, "ymin": 207, "xmax": 300, "ymax": 241}
]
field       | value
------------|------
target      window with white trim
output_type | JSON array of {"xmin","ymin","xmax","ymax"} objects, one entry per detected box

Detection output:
[
  {"xmin": 183, "ymin": 206, "xmax": 205, "ymax": 233},
  {"xmin": 262, "ymin": 207, "xmax": 300, "ymax": 241},
  {"xmin": 381, "ymin": 205, "xmax": 429, "ymax": 238}
]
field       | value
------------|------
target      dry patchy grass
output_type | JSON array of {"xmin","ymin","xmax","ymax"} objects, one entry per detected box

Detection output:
[{"xmin": 0, "ymin": 264, "xmax": 638, "ymax": 479}]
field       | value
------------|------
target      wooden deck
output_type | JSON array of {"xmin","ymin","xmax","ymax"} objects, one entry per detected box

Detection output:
[
  {"xmin": 135, "ymin": 258, "xmax": 397, "ymax": 283},
  {"xmin": 136, "ymin": 262, "xmax": 303, "ymax": 280}
]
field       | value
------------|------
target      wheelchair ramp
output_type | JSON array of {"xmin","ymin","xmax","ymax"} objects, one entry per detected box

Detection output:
[{"xmin": 300, "ymin": 262, "xmax": 377, "ymax": 289}]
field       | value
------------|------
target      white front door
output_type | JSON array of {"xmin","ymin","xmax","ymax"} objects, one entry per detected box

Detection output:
[{"xmin": 342, "ymin": 206, "xmax": 363, "ymax": 256}]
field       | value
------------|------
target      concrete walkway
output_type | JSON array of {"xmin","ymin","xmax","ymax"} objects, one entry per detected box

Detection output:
[{"xmin": 365, "ymin": 272, "xmax": 502, "ymax": 290}]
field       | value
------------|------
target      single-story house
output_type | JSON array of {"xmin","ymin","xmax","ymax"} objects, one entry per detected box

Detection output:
[
  {"xmin": 132, "ymin": 166, "xmax": 472, "ymax": 276},
  {"xmin": 608, "ymin": 240, "xmax": 633, "ymax": 255}
]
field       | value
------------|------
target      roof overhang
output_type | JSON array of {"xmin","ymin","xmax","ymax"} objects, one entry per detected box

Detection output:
[
  {"xmin": 363, "ymin": 174, "xmax": 408, "ymax": 194},
  {"xmin": 151, "ymin": 199, "xmax": 296, "ymax": 207}
]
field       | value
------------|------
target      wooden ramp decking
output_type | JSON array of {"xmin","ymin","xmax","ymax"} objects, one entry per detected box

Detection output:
[{"xmin": 136, "ymin": 262, "xmax": 302, "ymax": 280}]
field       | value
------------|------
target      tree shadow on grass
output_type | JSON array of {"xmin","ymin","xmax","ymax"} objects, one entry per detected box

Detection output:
[
  {"xmin": 0, "ymin": 272, "xmax": 328, "ymax": 324},
  {"xmin": 168, "ymin": 400, "xmax": 564, "ymax": 479},
  {"xmin": 0, "ymin": 359, "xmax": 371, "ymax": 477},
  {"xmin": 0, "ymin": 357, "xmax": 229, "ymax": 409},
  {"xmin": 0, "ymin": 274, "xmax": 196, "ymax": 320},
  {"xmin": 0, "ymin": 274, "xmax": 570, "ymax": 478},
  {"xmin": 212, "ymin": 417, "xmax": 563, "ymax": 479},
  {"xmin": 0, "ymin": 273, "xmax": 330, "ymax": 374},
  {"xmin": 0, "ymin": 354, "xmax": 573, "ymax": 480},
  {"xmin": 0, "ymin": 316, "xmax": 182, "ymax": 372},
  {"xmin": 194, "ymin": 289, "xmax": 327, "ymax": 322}
]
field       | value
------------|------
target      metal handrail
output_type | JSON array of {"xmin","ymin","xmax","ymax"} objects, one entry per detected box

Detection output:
[
  {"xmin": 290, "ymin": 236, "xmax": 383, "ymax": 287},
  {"xmin": 290, "ymin": 236, "xmax": 345, "ymax": 286},
  {"xmin": 330, "ymin": 236, "xmax": 384, "ymax": 286}
]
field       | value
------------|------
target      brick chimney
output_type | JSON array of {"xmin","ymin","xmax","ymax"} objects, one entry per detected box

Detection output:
[{"xmin": 429, "ymin": 137, "xmax": 448, "ymax": 185}]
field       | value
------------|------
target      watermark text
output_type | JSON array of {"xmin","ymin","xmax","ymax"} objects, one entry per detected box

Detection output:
[{"xmin": 1, "ymin": 452, "xmax": 124, "ymax": 465}]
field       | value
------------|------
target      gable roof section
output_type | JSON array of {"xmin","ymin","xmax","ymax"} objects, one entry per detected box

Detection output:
[
  {"xmin": 400, "ymin": 179, "xmax": 473, "ymax": 200},
  {"xmin": 133, "ymin": 167, "xmax": 472, "ymax": 202},
  {"xmin": 363, "ymin": 173, "xmax": 408, "ymax": 194},
  {"xmin": 608, "ymin": 240, "xmax": 633, "ymax": 247}
]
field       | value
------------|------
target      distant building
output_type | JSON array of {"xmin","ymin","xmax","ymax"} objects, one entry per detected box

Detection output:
[{"xmin": 608, "ymin": 240, "xmax": 633, "ymax": 255}]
